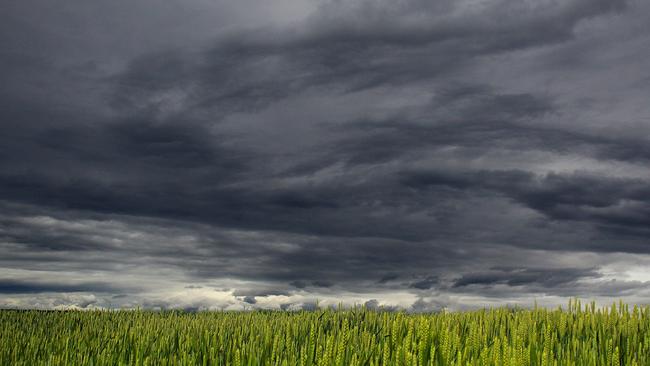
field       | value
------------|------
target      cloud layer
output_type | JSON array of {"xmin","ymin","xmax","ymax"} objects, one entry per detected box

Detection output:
[{"xmin": 2, "ymin": 0, "xmax": 650, "ymax": 310}]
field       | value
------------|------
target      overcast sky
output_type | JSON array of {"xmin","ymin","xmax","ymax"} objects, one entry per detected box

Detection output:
[{"xmin": 2, "ymin": 0, "xmax": 650, "ymax": 311}]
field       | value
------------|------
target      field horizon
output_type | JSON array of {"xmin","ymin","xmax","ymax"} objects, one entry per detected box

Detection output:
[{"xmin": 2, "ymin": 299, "xmax": 648, "ymax": 365}]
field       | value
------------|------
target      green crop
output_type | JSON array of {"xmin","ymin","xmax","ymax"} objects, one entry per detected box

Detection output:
[{"xmin": 1, "ymin": 299, "xmax": 649, "ymax": 365}]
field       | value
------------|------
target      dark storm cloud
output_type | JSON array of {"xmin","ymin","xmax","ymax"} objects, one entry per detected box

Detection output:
[
  {"xmin": 0, "ymin": 279, "xmax": 123, "ymax": 294},
  {"xmin": 242, "ymin": 296, "xmax": 257, "ymax": 305},
  {"xmin": 109, "ymin": 0, "xmax": 626, "ymax": 118},
  {"xmin": 0, "ymin": 203, "xmax": 467, "ymax": 291},
  {"xmin": 1, "ymin": 0, "xmax": 649, "ymax": 309},
  {"xmin": 326, "ymin": 90, "xmax": 557, "ymax": 166},
  {"xmin": 378, "ymin": 274, "xmax": 399, "ymax": 284},
  {"xmin": 446, "ymin": 267, "xmax": 650, "ymax": 301},
  {"xmin": 410, "ymin": 277, "xmax": 439, "ymax": 290},
  {"xmin": 0, "ymin": 0, "xmax": 633, "ymax": 239},
  {"xmin": 326, "ymin": 85, "xmax": 650, "ymax": 168},
  {"xmin": 402, "ymin": 169, "xmax": 650, "ymax": 245},
  {"xmin": 290, "ymin": 281, "xmax": 308, "ymax": 289},
  {"xmin": 451, "ymin": 267, "xmax": 601, "ymax": 288}
]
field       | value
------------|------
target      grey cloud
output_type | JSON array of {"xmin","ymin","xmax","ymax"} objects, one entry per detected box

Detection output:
[
  {"xmin": 409, "ymin": 298, "xmax": 447, "ymax": 313},
  {"xmin": 378, "ymin": 274, "xmax": 399, "ymax": 284},
  {"xmin": 402, "ymin": 169, "xmax": 650, "ymax": 244},
  {"xmin": 363, "ymin": 299, "xmax": 380, "ymax": 310},
  {"xmin": 364, "ymin": 299, "xmax": 399, "ymax": 312},
  {"xmin": 410, "ymin": 277, "xmax": 439, "ymax": 290},
  {"xmin": 242, "ymin": 296, "xmax": 257, "ymax": 304},
  {"xmin": 0, "ymin": 279, "xmax": 124, "ymax": 294},
  {"xmin": 111, "ymin": 0, "xmax": 625, "ymax": 118},
  {"xmin": 311, "ymin": 281, "xmax": 333, "ymax": 288},
  {"xmin": 290, "ymin": 281, "xmax": 307, "ymax": 289},
  {"xmin": 452, "ymin": 267, "xmax": 601, "ymax": 288},
  {"xmin": 1, "ymin": 0, "xmax": 649, "ymax": 309},
  {"xmin": 327, "ymin": 86, "xmax": 650, "ymax": 168}
]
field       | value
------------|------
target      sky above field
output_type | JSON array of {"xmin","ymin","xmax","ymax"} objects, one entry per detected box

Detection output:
[{"xmin": 2, "ymin": 0, "xmax": 650, "ymax": 311}]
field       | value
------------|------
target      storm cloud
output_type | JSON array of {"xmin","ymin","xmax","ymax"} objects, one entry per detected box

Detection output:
[{"xmin": 2, "ymin": 0, "xmax": 650, "ymax": 310}]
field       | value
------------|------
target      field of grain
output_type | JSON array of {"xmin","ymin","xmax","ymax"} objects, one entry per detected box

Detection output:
[{"xmin": 1, "ymin": 300, "xmax": 648, "ymax": 365}]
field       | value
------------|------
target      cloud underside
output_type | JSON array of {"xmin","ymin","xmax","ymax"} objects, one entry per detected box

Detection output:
[{"xmin": 2, "ymin": 0, "xmax": 650, "ymax": 310}]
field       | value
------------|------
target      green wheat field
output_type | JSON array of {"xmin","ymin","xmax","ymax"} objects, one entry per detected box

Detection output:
[{"xmin": 1, "ymin": 300, "xmax": 649, "ymax": 365}]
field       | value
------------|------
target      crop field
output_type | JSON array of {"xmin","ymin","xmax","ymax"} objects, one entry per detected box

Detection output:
[{"xmin": 1, "ymin": 300, "xmax": 649, "ymax": 365}]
